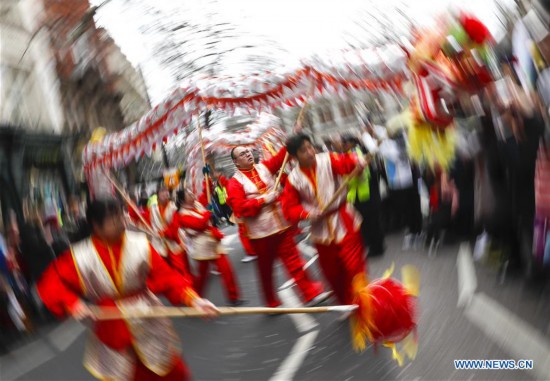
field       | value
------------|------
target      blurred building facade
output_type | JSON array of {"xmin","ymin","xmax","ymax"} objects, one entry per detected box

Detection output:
[
  {"xmin": 276, "ymin": 90, "xmax": 401, "ymax": 147},
  {"xmin": 0, "ymin": 0, "xmax": 65, "ymax": 133},
  {"xmin": 0, "ymin": 0, "xmax": 69, "ymax": 225},
  {"xmin": 206, "ymin": 91, "xmax": 402, "ymax": 178},
  {"xmin": 40, "ymin": 0, "xmax": 126, "ymax": 134},
  {"xmin": 98, "ymin": 29, "xmax": 151, "ymax": 126},
  {"xmin": 0, "ymin": 0, "xmax": 150, "ymax": 227}
]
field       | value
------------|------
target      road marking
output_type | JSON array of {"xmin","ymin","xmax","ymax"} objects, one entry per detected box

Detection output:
[
  {"xmin": 457, "ymin": 243, "xmax": 477, "ymax": 307},
  {"xmin": 269, "ymin": 330, "xmax": 319, "ymax": 381},
  {"xmin": 1, "ymin": 339, "xmax": 57, "ymax": 381},
  {"xmin": 457, "ymin": 242, "xmax": 550, "ymax": 379},
  {"xmin": 278, "ymin": 288, "xmax": 318, "ymax": 333},
  {"xmin": 274, "ymin": 271, "xmax": 320, "ymax": 381},
  {"xmin": 464, "ymin": 293, "xmax": 550, "ymax": 380},
  {"xmin": 47, "ymin": 320, "xmax": 86, "ymax": 352},
  {"xmin": 0, "ymin": 320, "xmax": 85, "ymax": 381},
  {"xmin": 279, "ymin": 255, "xmax": 318, "ymax": 291}
]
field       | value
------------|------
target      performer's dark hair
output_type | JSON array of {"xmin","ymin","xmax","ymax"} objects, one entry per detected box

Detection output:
[
  {"xmin": 341, "ymin": 134, "xmax": 355, "ymax": 144},
  {"xmin": 175, "ymin": 190, "xmax": 186, "ymax": 209},
  {"xmin": 86, "ymin": 199, "xmax": 122, "ymax": 227},
  {"xmin": 230, "ymin": 147, "xmax": 238, "ymax": 160},
  {"xmin": 286, "ymin": 133, "xmax": 312, "ymax": 156}
]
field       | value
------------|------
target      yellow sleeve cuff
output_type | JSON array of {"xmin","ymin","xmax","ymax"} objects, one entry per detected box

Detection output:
[{"xmin": 182, "ymin": 287, "xmax": 200, "ymax": 306}]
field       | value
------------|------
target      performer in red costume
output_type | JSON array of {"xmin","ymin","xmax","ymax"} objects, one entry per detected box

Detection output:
[
  {"xmin": 164, "ymin": 189, "xmax": 244, "ymax": 306},
  {"xmin": 281, "ymin": 134, "xmax": 368, "ymax": 306},
  {"xmin": 37, "ymin": 199, "xmax": 219, "ymax": 381},
  {"xmin": 219, "ymin": 168, "xmax": 257, "ymax": 263},
  {"xmin": 129, "ymin": 186, "xmax": 193, "ymax": 281},
  {"xmin": 219, "ymin": 173, "xmax": 256, "ymax": 262},
  {"xmin": 226, "ymin": 146, "xmax": 330, "ymax": 308},
  {"xmin": 237, "ymin": 220, "xmax": 257, "ymax": 262},
  {"xmin": 197, "ymin": 177, "xmax": 213, "ymax": 208}
]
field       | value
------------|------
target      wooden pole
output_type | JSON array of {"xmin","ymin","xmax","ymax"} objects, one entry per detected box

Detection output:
[
  {"xmin": 272, "ymin": 154, "xmax": 289, "ymax": 190},
  {"xmin": 319, "ymin": 155, "xmax": 372, "ymax": 214},
  {"xmin": 197, "ymin": 115, "xmax": 212, "ymax": 204},
  {"xmin": 91, "ymin": 305, "xmax": 358, "ymax": 321},
  {"xmin": 272, "ymin": 101, "xmax": 311, "ymax": 191},
  {"xmin": 102, "ymin": 169, "xmax": 159, "ymax": 238}
]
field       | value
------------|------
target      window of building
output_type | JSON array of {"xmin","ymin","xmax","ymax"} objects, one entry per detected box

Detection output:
[
  {"xmin": 319, "ymin": 106, "xmax": 332, "ymax": 124},
  {"xmin": 339, "ymin": 103, "xmax": 347, "ymax": 118}
]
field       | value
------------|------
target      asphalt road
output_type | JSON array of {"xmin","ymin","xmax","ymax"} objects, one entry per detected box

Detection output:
[{"xmin": 2, "ymin": 226, "xmax": 549, "ymax": 381}]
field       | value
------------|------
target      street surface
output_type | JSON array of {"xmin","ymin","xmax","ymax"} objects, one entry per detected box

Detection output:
[{"xmin": 2, "ymin": 227, "xmax": 549, "ymax": 380}]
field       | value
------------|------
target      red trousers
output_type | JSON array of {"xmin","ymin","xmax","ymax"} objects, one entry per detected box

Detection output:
[
  {"xmin": 134, "ymin": 354, "xmax": 190, "ymax": 381},
  {"xmin": 238, "ymin": 223, "xmax": 256, "ymax": 256},
  {"xmin": 250, "ymin": 229, "xmax": 324, "ymax": 307},
  {"xmin": 195, "ymin": 255, "xmax": 240, "ymax": 301},
  {"xmin": 166, "ymin": 250, "xmax": 195, "ymax": 287},
  {"xmin": 315, "ymin": 230, "xmax": 367, "ymax": 305}
]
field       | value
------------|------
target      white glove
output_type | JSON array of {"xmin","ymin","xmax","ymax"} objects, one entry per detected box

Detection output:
[
  {"xmin": 261, "ymin": 191, "xmax": 279, "ymax": 205},
  {"xmin": 192, "ymin": 298, "xmax": 219, "ymax": 318}
]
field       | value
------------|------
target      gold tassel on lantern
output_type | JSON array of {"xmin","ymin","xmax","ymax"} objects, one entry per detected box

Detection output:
[{"xmin": 408, "ymin": 119, "xmax": 456, "ymax": 170}]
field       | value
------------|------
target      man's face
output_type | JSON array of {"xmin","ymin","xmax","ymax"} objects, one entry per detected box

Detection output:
[
  {"xmin": 295, "ymin": 140, "xmax": 317, "ymax": 168},
  {"xmin": 343, "ymin": 141, "xmax": 354, "ymax": 152},
  {"xmin": 158, "ymin": 189, "xmax": 170, "ymax": 205},
  {"xmin": 94, "ymin": 210, "xmax": 126, "ymax": 242},
  {"xmin": 233, "ymin": 147, "xmax": 254, "ymax": 169}
]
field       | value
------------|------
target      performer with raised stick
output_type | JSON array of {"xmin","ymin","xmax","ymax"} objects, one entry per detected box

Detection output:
[
  {"xmin": 127, "ymin": 184, "xmax": 193, "ymax": 281},
  {"xmin": 281, "ymin": 133, "xmax": 368, "ymax": 310},
  {"xmin": 163, "ymin": 188, "xmax": 244, "ymax": 306},
  {"xmin": 226, "ymin": 143, "xmax": 331, "ymax": 308},
  {"xmin": 36, "ymin": 199, "xmax": 219, "ymax": 381}
]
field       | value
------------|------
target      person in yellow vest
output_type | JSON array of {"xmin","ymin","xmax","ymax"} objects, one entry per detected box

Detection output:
[
  {"xmin": 214, "ymin": 178, "xmax": 233, "ymax": 225},
  {"xmin": 37, "ymin": 199, "xmax": 218, "ymax": 380},
  {"xmin": 342, "ymin": 135, "xmax": 386, "ymax": 257}
]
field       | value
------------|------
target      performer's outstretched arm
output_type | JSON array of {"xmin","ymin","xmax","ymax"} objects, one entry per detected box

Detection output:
[
  {"xmin": 36, "ymin": 251, "xmax": 83, "ymax": 317},
  {"xmin": 176, "ymin": 211, "xmax": 212, "ymax": 231},
  {"xmin": 146, "ymin": 244, "xmax": 199, "ymax": 306},
  {"xmin": 226, "ymin": 180, "xmax": 266, "ymax": 217},
  {"xmin": 262, "ymin": 147, "xmax": 288, "ymax": 174},
  {"xmin": 281, "ymin": 182, "xmax": 309, "ymax": 224},
  {"xmin": 330, "ymin": 152, "xmax": 360, "ymax": 176},
  {"xmin": 161, "ymin": 218, "xmax": 180, "ymax": 241}
]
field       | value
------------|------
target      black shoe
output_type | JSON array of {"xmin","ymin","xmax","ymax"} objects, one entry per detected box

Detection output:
[
  {"xmin": 369, "ymin": 251, "xmax": 385, "ymax": 257},
  {"xmin": 228, "ymin": 299, "xmax": 248, "ymax": 307}
]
